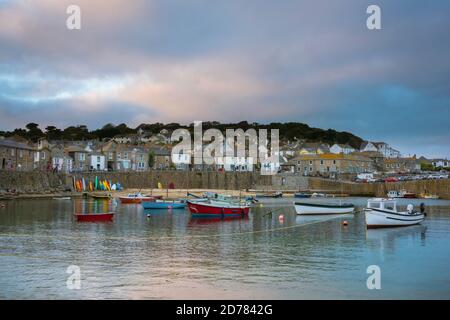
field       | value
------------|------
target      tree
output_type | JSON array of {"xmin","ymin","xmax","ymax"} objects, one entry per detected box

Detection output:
[
  {"xmin": 148, "ymin": 151, "xmax": 155, "ymax": 169},
  {"xmin": 25, "ymin": 123, "xmax": 44, "ymax": 142}
]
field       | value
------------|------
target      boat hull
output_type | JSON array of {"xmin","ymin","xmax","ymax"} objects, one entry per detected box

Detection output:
[
  {"xmin": 142, "ymin": 201, "xmax": 186, "ymax": 209},
  {"xmin": 187, "ymin": 201, "xmax": 250, "ymax": 218},
  {"xmin": 365, "ymin": 209, "xmax": 424, "ymax": 229},
  {"xmin": 255, "ymin": 193, "xmax": 283, "ymax": 199},
  {"xmin": 294, "ymin": 193, "xmax": 312, "ymax": 198},
  {"xmin": 75, "ymin": 213, "xmax": 114, "ymax": 222},
  {"xmin": 294, "ymin": 202, "xmax": 354, "ymax": 215},
  {"xmin": 119, "ymin": 197, "xmax": 155, "ymax": 204}
]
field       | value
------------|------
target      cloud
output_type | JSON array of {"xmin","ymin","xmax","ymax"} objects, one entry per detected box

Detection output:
[{"xmin": 0, "ymin": 0, "xmax": 449, "ymax": 157}]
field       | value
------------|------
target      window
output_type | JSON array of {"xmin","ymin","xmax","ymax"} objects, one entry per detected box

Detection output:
[
  {"xmin": 333, "ymin": 160, "xmax": 336, "ymax": 164},
  {"xmin": 124, "ymin": 152, "xmax": 128, "ymax": 160},
  {"xmin": 11, "ymin": 149, "xmax": 15, "ymax": 156},
  {"xmin": 41, "ymin": 152, "xmax": 45, "ymax": 160},
  {"xmin": 320, "ymin": 160, "xmax": 324, "ymax": 165},
  {"xmin": 19, "ymin": 150, "xmax": 23, "ymax": 158},
  {"xmin": 97, "ymin": 156, "xmax": 101, "ymax": 163},
  {"xmin": 117, "ymin": 153, "xmax": 121, "ymax": 160},
  {"xmin": 309, "ymin": 167, "xmax": 313, "ymax": 171},
  {"xmin": 309, "ymin": 160, "xmax": 312, "ymax": 165},
  {"xmin": 79, "ymin": 153, "xmax": 85, "ymax": 161},
  {"xmin": 108, "ymin": 152, "xmax": 113, "ymax": 160}
]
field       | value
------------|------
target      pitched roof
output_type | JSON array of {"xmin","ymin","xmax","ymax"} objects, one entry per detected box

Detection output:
[{"xmin": 0, "ymin": 139, "xmax": 35, "ymax": 150}]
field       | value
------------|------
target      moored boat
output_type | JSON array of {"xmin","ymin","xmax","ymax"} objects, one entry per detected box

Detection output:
[
  {"xmin": 294, "ymin": 202, "xmax": 355, "ymax": 215},
  {"xmin": 53, "ymin": 197, "xmax": 71, "ymax": 200},
  {"xmin": 255, "ymin": 191, "xmax": 283, "ymax": 199},
  {"xmin": 187, "ymin": 200, "xmax": 250, "ymax": 218},
  {"xmin": 119, "ymin": 193, "xmax": 156, "ymax": 204},
  {"xmin": 75, "ymin": 212, "xmax": 114, "ymax": 222},
  {"xmin": 365, "ymin": 198, "xmax": 425, "ymax": 229},
  {"xmin": 90, "ymin": 193, "xmax": 112, "ymax": 200},
  {"xmin": 387, "ymin": 190, "xmax": 416, "ymax": 199},
  {"xmin": 419, "ymin": 193, "xmax": 439, "ymax": 199},
  {"xmin": 142, "ymin": 200, "xmax": 186, "ymax": 210},
  {"xmin": 294, "ymin": 192, "xmax": 312, "ymax": 198}
]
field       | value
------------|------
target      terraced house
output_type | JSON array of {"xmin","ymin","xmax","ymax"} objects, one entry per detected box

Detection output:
[
  {"xmin": 383, "ymin": 156, "xmax": 421, "ymax": 173},
  {"xmin": 0, "ymin": 138, "xmax": 35, "ymax": 171},
  {"xmin": 293, "ymin": 153, "xmax": 375, "ymax": 177}
]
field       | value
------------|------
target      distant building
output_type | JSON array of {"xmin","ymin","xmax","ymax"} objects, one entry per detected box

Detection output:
[
  {"xmin": 0, "ymin": 139, "xmax": 35, "ymax": 171},
  {"xmin": 50, "ymin": 145, "xmax": 73, "ymax": 173},
  {"xmin": 298, "ymin": 143, "xmax": 330, "ymax": 155},
  {"xmin": 430, "ymin": 159, "xmax": 450, "ymax": 168},
  {"xmin": 383, "ymin": 156, "xmax": 421, "ymax": 173},
  {"xmin": 359, "ymin": 141, "xmax": 378, "ymax": 153},
  {"xmin": 293, "ymin": 153, "xmax": 375, "ymax": 177},
  {"xmin": 148, "ymin": 147, "xmax": 171, "ymax": 169},
  {"xmin": 373, "ymin": 142, "xmax": 401, "ymax": 158},
  {"xmin": 330, "ymin": 143, "xmax": 356, "ymax": 155},
  {"xmin": 88, "ymin": 153, "xmax": 106, "ymax": 171},
  {"xmin": 66, "ymin": 145, "xmax": 89, "ymax": 172},
  {"xmin": 35, "ymin": 138, "xmax": 52, "ymax": 171}
]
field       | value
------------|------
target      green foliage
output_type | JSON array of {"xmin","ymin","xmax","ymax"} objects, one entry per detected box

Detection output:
[
  {"xmin": 148, "ymin": 151, "xmax": 155, "ymax": 168},
  {"xmin": 1, "ymin": 121, "xmax": 364, "ymax": 148},
  {"xmin": 420, "ymin": 162, "xmax": 435, "ymax": 171}
]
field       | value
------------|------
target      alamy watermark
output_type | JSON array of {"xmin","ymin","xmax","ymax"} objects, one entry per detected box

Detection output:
[
  {"xmin": 66, "ymin": 265, "xmax": 81, "ymax": 289},
  {"xmin": 171, "ymin": 121, "xmax": 280, "ymax": 175},
  {"xmin": 66, "ymin": 4, "xmax": 381, "ymax": 31},
  {"xmin": 366, "ymin": 265, "xmax": 381, "ymax": 290}
]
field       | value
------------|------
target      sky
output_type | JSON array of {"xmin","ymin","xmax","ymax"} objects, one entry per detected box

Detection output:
[{"xmin": 0, "ymin": 0, "xmax": 449, "ymax": 158}]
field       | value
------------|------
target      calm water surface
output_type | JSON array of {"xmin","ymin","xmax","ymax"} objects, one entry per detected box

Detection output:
[{"xmin": 1, "ymin": 197, "xmax": 450, "ymax": 299}]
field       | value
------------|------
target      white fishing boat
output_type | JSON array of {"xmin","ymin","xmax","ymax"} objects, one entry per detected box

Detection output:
[
  {"xmin": 294, "ymin": 202, "xmax": 355, "ymax": 215},
  {"xmin": 365, "ymin": 198, "xmax": 425, "ymax": 229}
]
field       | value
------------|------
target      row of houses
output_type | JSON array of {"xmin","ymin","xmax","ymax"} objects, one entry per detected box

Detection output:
[
  {"xmin": 0, "ymin": 137, "xmax": 171, "ymax": 173},
  {"xmin": 281, "ymin": 153, "xmax": 423, "ymax": 177},
  {"xmin": 1, "ymin": 135, "xmax": 448, "ymax": 176},
  {"xmin": 292, "ymin": 141, "xmax": 401, "ymax": 158}
]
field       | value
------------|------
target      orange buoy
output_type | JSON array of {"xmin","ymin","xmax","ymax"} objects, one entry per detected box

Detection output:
[{"xmin": 342, "ymin": 220, "xmax": 348, "ymax": 226}]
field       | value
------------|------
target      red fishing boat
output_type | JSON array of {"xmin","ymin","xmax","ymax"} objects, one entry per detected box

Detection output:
[
  {"xmin": 119, "ymin": 193, "xmax": 160, "ymax": 204},
  {"xmin": 187, "ymin": 200, "xmax": 250, "ymax": 218},
  {"xmin": 75, "ymin": 212, "xmax": 114, "ymax": 222}
]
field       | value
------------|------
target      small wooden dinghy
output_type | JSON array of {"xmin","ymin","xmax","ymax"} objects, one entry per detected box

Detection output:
[
  {"xmin": 119, "ymin": 193, "xmax": 157, "ymax": 204},
  {"xmin": 75, "ymin": 212, "xmax": 114, "ymax": 222},
  {"xmin": 365, "ymin": 198, "xmax": 425, "ymax": 229},
  {"xmin": 294, "ymin": 202, "xmax": 355, "ymax": 215}
]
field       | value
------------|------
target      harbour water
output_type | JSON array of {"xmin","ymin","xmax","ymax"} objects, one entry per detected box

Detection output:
[{"xmin": 1, "ymin": 197, "xmax": 450, "ymax": 299}]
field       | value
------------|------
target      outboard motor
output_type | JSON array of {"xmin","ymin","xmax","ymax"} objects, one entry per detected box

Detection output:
[
  {"xmin": 407, "ymin": 204, "xmax": 414, "ymax": 215},
  {"xmin": 420, "ymin": 203, "xmax": 426, "ymax": 216}
]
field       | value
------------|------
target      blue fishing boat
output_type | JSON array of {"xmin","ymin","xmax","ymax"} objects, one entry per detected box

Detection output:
[{"xmin": 142, "ymin": 201, "xmax": 186, "ymax": 210}]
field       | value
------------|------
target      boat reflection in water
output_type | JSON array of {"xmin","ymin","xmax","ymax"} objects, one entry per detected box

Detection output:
[
  {"xmin": 295, "ymin": 213, "xmax": 354, "ymax": 225},
  {"xmin": 366, "ymin": 224, "xmax": 427, "ymax": 255},
  {"xmin": 74, "ymin": 198, "xmax": 115, "ymax": 222},
  {"xmin": 188, "ymin": 215, "xmax": 250, "ymax": 225}
]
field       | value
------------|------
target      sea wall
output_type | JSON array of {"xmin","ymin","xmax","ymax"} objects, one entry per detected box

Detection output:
[
  {"xmin": 0, "ymin": 170, "xmax": 272, "ymax": 194},
  {"xmin": 1, "ymin": 170, "xmax": 449, "ymax": 199},
  {"xmin": 307, "ymin": 177, "xmax": 450, "ymax": 199}
]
